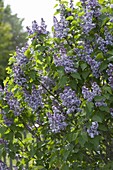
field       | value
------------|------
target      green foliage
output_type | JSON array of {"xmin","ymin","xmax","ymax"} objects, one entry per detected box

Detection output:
[{"xmin": 1, "ymin": 0, "xmax": 113, "ymax": 169}]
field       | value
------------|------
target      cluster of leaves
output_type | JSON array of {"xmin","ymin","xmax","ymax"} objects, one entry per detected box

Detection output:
[
  {"xmin": 0, "ymin": 0, "xmax": 27, "ymax": 85},
  {"xmin": 1, "ymin": 0, "xmax": 113, "ymax": 169}
]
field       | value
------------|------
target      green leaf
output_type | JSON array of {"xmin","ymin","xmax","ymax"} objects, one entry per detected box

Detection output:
[
  {"xmin": 54, "ymin": 9, "xmax": 60, "ymax": 15},
  {"xmin": 107, "ymin": 50, "xmax": 113, "ymax": 55},
  {"xmin": 66, "ymin": 16, "xmax": 74, "ymax": 21},
  {"xmin": 100, "ymin": 62, "xmax": 108, "ymax": 71},
  {"xmin": 107, "ymin": 56, "xmax": 113, "ymax": 62},
  {"xmin": 54, "ymin": 4, "xmax": 58, "ymax": 8},
  {"xmin": 99, "ymin": 0, "xmax": 104, "ymax": 4},
  {"xmin": 86, "ymin": 102, "xmax": 94, "ymax": 113},
  {"xmin": 94, "ymin": 95, "xmax": 105, "ymax": 102},
  {"xmin": 96, "ymin": 52, "xmax": 104, "ymax": 60},
  {"xmin": 82, "ymin": 70, "xmax": 90, "ymax": 80},
  {"xmin": 15, "ymin": 132, "xmax": 22, "ymax": 140},
  {"xmin": 102, "ymin": 85, "xmax": 112, "ymax": 94},
  {"xmin": 99, "ymin": 124, "xmax": 108, "ymax": 131},
  {"xmin": 92, "ymin": 115, "xmax": 103, "ymax": 123},
  {"xmin": 0, "ymin": 126, "xmax": 7, "ymax": 134},
  {"xmin": 101, "ymin": 17, "xmax": 109, "ymax": 27},
  {"xmin": 61, "ymin": 164, "xmax": 69, "ymax": 170},
  {"xmin": 59, "ymin": 76, "xmax": 68, "ymax": 87},
  {"xmin": 67, "ymin": 132, "xmax": 78, "ymax": 142},
  {"xmin": 99, "ymin": 106, "xmax": 109, "ymax": 112},
  {"xmin": 90, "ymin": 136, "xmax": 100, "ymax": 148},
  {"xmin": 80, "ymin": 63, "xmax": 87, "ymax": 71},
  {"xmin": 78, "ymin": 133, "xmax": 87, "ymax": 147},
  {"xmin": 71, "ymin": 72, "xmax": 81, "ymax": 80}
]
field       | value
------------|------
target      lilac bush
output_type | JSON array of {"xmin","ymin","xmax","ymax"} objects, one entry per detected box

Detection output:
[{"xmin": 1, "ymin": 0, "xmax": 113, "ymax": 169}]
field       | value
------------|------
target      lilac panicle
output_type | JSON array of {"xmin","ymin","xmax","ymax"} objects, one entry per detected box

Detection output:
[
  {"xmin": 23, "ymin": 85, "xmax": 43, "ymax": 112},
  {"xmin": 4, "ymin": 87, "xmax": 23, "ymax": 116},
  {"xmin": 75, "ymin": 42, "xmax": 101, "ymax": 78},
  {"xmin": 54, "ymin": 47, "xmax": 77, "ymax": 73},
  {"xmin": 87, "ymin": 121, "xmax": 99, "ymax": 138},
  {"xmin": 26, "ymin": 18, "xmax": 49, "ymax": 36},
  {"xmin": 82, "ymin": 86, "xmax": 94, "ymax": 102},
  {"xmin": 82, "ymin": 82, "xmax": 101, "ymax": 102},
  {"xmin": 110, "ymin": 108, "xmax": 113, "ymax": 117},
  {"xmin": 0, "ymin": 160, "xmax": 9, "ymax": 170},
  {"xmin": 80, "ymin": 0, "xmax": 101, "ymax": 34},
  {"xmin": 106, "ymin": 63, "xmax": 113, "ymax": 88},
  {"xmin": 60, "ymin": 86, "xmax": 81, "ymax": 114},
  {"xmin": 47, "ymin": 105, "xmax": 67, "ymax": 133},
  {"xmin": 53, "ymin": 4, "xmax": 69, "ymax": 39}
]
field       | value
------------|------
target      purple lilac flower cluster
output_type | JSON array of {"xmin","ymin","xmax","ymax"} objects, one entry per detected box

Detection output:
[
  {"xmin": 85, "ymin": 55, "xmax": 101, "ymax": 78},
  {"xmin": 41, "ymin": 76, "xmax": 55, "ymax": 90},
  {"xmin": 54, "ymin": 47, "xmax": 76, "ymax": 73},
  {"xmin": 47, "ymin": 105, "xmax": 67, "ymax": 133},
  {"xmin": 2, "ymin": 113, "xmax": 13, "ymax": 126},
  {"xmin": 12, "ymin": 44, "xmax": 29, "ymax": 86},
  {"xmin": 53, "ymin": 4, "xmax": 69, "ymax": 39},
  {"xmin": 82, "ymin": 82, "xmax": 101, "ymax": 101},
  {"xmin": 60, "ymin": 86, "xmax": 81, "ymax": 114},
  {"xmin": 4, "ymin": 88, "xmax": 23, "ymax": 116},
  {"xmin": 80, "ymin": 0, "xmax": 101, "ymax": 34},
  {"xmin": 23, "ymin": 85, "xmax": 43, "ymax": 112},
  {"xmin": 13, "ymin": 65, "xmax": 27, "ymax": 86},
  {"xmin": 95, "ymin": 34, "xmax": 107, "ymax": 53},
  {"xmin": 15, "ymin": 45, "xmax": 29, "ymax": 66},
  {"xmin": 82, "ymin": 86, "xmax": 94, "ymax": 102},
  {"xmin": 110, "ymin": 108, "xmax": 113, "ymax": 117},
  {"xmin": 104, "ymin": 27, "xmax": 113, "ymax": 46},
  {"xmin": 87, "ymin": 121, "xmax": 99, "ymax": 138},
  {"xmin": 74, "ymin": 42, "xmax": 101, "ymax": 78},
  {"xmin": 106, "ymin": 63, "xmax": 113, "ymax": 88},
  {"xmin": 26, "ymin": 18, "xmax": 48, "ymax": 36},
  {"xmin": 0, "ymin": 160, "xmax": 9, "ymax": 170},
  {"xmin": 95, "ymin": 100, "xmax": 107, "ymax": 107},
  {"xmin": 70, "ymin": 0, "xmax": 74, "ymax": 9}
]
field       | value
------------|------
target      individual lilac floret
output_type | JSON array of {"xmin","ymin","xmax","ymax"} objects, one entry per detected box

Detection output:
[
  {"xmin": 87, "ymin": 121, "xmax": 99, "ymax": 138},
  {"xmin": 95, "ymin": 101, "xmax": 107, "ymax": 107},
  {"xmin": 47, "ymin": 106, "xmax": 67, "ymax": 133},
  {"xmin": 60, "ymin": 86, "xmax": 81, "ymax": 114},
  {"xmin": 23, "ymin": 85, "xmax": 43, "ymax": 112},
  {"xmin": 106, "ymin": 63, "xmax": 113, "ymax": 88},
  {"xmin": 110, "ymin": 4, "xmax": 113, "ymax": 8}
]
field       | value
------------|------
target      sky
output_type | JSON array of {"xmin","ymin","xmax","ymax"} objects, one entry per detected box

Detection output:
[
  {"xmin": 4, "ymin": 0, "xmax": 79, "ymax": 32},
  {"xmin": 4, "ymin": 0, "xmax": 56, "ymax": 31}
]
